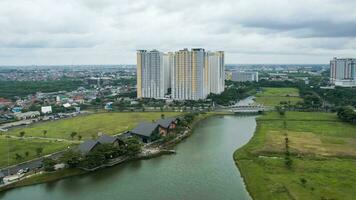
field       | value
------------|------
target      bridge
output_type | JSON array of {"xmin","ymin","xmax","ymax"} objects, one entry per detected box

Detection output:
[{"xmin": 229, "ymin": 105, "xmax": 268, "ymax": 113}]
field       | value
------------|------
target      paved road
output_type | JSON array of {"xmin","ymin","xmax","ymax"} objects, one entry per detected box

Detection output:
[{"xmin": 0, "ymin": 151, "xmax": 66, "ymax": 176}]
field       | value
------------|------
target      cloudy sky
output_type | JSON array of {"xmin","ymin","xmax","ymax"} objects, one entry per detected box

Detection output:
[{"xmin": 1, "ymin": 0, "xmax": 356, "ymax": 65}]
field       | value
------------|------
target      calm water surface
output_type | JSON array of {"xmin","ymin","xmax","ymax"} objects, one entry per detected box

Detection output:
[{"xmin": 1, "ymin": 115, "xmax": 256, "ymax": 200}]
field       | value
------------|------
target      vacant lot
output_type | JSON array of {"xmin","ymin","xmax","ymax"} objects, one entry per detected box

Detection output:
[
  {"xmin": 0, "ymin": 136, "xmax": 71, "ymax": 168},
  {"xmin": 234, "ymin": 112, "xmax": 356, "ymax": 200},
  {"xmin": 255, "ymin": 87, "xmax": 302, "ymax": 106},
  {"xmin": 7, "ymin": 112, "xmax": 181, "ymax": 140}
]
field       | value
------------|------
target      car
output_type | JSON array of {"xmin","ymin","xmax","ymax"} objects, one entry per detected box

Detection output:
[
  {"xmin": 16, "ymin": 169, "xmax": 24, "ymax": 175},
  {"xmin": 23, "ymin": 168, "xmax": 30, "ymax": 173}
]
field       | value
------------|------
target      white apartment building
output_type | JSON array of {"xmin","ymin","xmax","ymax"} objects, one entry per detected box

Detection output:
[
  {"xmin": 330, "ymin": 57, "xmax": 356, "ymax": 87},
  {"xmin": 206, "ymin": 51, "xmax": 225, "ymax": 94},
  {"xmin": 137, "ymin": 50, "xmax": 171, "ymax": 99},
  {"xmin": 232, "ymin": 71, "xmax": 259, "ymax": 82},
  {"xmin": 137, "ymin": 48, "xmax": 225, "ymax": 100}
]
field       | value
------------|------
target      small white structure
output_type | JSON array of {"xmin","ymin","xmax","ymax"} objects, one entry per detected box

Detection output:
[
  {"xmin": 41, "ymin": 106, "xmax": 52, "ymax": 114},
  {"xmin": 54, "ymin": 163, "xmax": 66, "ymax": 171},
  {"xmin": 63, "ymin": 103, "xmax": 71, "ymax": 108}
]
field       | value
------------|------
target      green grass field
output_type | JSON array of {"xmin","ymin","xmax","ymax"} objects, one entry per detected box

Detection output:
[
  {"xmin": 7, "ymin": 112, "xmax": 181, "ymax": 140},
  {"xmin": 255, "ymin": 87, "xmax": 302, "ymax": 106},
  {"xmin": 234, "ymin": 112, "xmax": 356, "ymax": 200},
  {"xmin": 0, "ymin": 136, "xmax": 72, "ymax": 168}
]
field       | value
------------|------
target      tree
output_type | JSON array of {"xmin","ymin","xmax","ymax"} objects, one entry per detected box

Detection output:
[
  {"xmin": 78, "ymin": 135, "xmax": 82, "ymax": 140},
  {"xmin": 43, "ymin": 130, "xmax": 47, "ymax": 137},
  {"xmin": 19, "ymin": 131, "xmax": 25, "ymax": 137},
  {"xmin": 300, "ymin": 178, "xmax": 307, "ymax": 187},
  {"xmin": 81, "ymin": 149, "xmax": 107, "ymax": 169},
  {"xmin": 126, "ymin": 137, "xmax": 142, "ymax": 156},
  {"xmin": 15, "ymin": 153, "xmax": 23, "ymax": 160},
  {"xmin": 43, "ymin": 158, "xmax": 56, "ymax": 171},
  {"xmin": 36, "ymin": 147, "xmax": 44, "ymax": 156},
  {"xmin": 70, "ymin": 132, "xmax": 77, "ymax": 140},
  {"xmin": 161, "ymin": 113, "xmax": 165, "ymax": 119},
  {"xmin": 25, "ymin": 151, "xmax": 30, "ymax": 157},
  {"xmin": 60, "ymin": 150, "xmax": 82, "ymax": 168}
]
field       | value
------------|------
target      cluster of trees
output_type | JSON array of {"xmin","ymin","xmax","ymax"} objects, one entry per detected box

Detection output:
[
  {"xmin": 208, "ymin": 81, "xmax": 257, "ymax": 106},
  {"xmin": 0, "ymin": 79, "xmax": 85, "ymax": 99},
  {"xmin": 43, "ymin": 137, "xmax": 142, "ymax": 171},
  {"xmin": 14, "ymin": 147, "xmax": 43, "ymax": 161},
  {"xmin": 337, "ymin": 106, "xmax": 356, "ymax": 124}
]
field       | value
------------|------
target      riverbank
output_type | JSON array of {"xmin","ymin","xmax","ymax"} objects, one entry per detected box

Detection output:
[
  {"xmin": 234, "ymin": 111, "xmax": 356, "ymax": 200},
  {"xmin": 0, "ymin": 112, "xmax": 226, "ymax": 193}
]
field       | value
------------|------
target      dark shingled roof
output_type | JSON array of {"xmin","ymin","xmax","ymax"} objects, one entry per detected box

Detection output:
[
  {"xmin": 131, "ymin": 122, "xmax": 158, "ymax": 137},
  {"xmin": 97, "ymin": 134, "xmax": 117, "ymax": 144},
  {"xmin": 77, "ymin": 140, "xmax": 100, "ymax": 155},
  {"xmin": 156, "ymin": 117, "xmax": 177, "ymax": 128}
]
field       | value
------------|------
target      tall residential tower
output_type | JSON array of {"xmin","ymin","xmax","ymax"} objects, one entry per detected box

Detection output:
[
  {"xmin": 330, "ymin": 57, "xmax": 356, "ymax": 87},
  {"xmin": 137, "ymin": 48, "xmax": 225, "ymax": 100},
  {"xmin": 136, "ymin": 50, "xmax": 171, "ymax": 99}
]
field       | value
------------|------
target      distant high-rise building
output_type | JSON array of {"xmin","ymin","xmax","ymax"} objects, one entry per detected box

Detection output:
[
  {"xmin": 206, "ymin": 51, "xmax": 225, "ymax": 95},
  {"xmin": 136, "ymin": 50, "xmax": 170, "ymax": 99},
  {"xmin": 232, "ymin": 71, "xmax": 259, "ymax": 82},
  {"xmin": 330, "ymin": 57, "xmax": 356, "ymax": 87},
  {"xmin": 137, "ymin": 48, "xmax": 225, "ymax": 100}
]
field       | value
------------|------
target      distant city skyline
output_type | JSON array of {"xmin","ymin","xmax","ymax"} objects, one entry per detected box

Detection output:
[{"xmin": 1, "ymin": 0, "xmax": 356, "ymax": 65}]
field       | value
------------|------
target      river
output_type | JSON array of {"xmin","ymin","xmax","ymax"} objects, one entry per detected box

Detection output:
[{"xmin": 0, "ymin": 115, "xmax": 256, "ymax": 200}]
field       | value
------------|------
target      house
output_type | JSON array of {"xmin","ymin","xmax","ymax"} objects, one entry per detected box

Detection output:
[
  {"xmin": 0, "ymin": 171, "xmax": 5, "ymax": 185},
  {"xmin": 156, "ymin": 117, "xmax": 178, "ymax": 136},
  {"xmin": 11, "ymin": 107, "xmax": 22, "ymax": 113},
  {"xmin": 97, "ymin": 134, "xmax": 125, "ymax": 147},
  {"xmin": 130, "ymin": 122, "xmax": 160, "ymax": 143},
  {"xmin": 104, "ymin": 102, "xmax": 113, "ymax": 110},
  {"xmin": 77, "ymin": 140, "xmax": 101, "ymax": 155},
  {"xmin": 41, "ymin": 106, "xmax": 52, "ymax": 114},
  {"xmin": 14, "ymin": 111, "xmax": 40, "ymax": 120}
]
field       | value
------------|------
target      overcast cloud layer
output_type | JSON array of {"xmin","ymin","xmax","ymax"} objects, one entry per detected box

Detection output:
[{"xmin": 1, "ymin": 0, "xmax": 356, "ymax": 65}]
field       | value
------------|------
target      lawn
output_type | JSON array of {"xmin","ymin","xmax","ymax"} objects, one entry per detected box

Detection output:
[
  {"xmin": 0, "ymin": 136, "xmax": 72, "ymax": 168},
  {"xmin": 7, "ymin": 112, "xmax": 181, "ymax": 140},
  {"xmin": 234, "ymin": 111, "xmax": 356, "ymax": 200},
  {"xmin": 255, "ymin": 87, "xmax": 302, "ymax": 106}
]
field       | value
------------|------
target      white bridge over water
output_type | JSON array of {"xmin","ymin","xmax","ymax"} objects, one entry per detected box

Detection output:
[{"xmin": 228, "ymin": 105, "xmax": 268, "ymax": 113}]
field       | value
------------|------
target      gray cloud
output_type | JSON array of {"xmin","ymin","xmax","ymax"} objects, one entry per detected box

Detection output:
[{"xmin": 0, "ymin": 0, "xmax": 356, "ymax": 65}]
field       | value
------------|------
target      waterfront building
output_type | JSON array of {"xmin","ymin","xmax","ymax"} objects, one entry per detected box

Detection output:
[
  {"xmin": 232, "ymin": 71, "xmax": 259, "ymax": 82},
  {"xmin": 330, "ymin": 57, "xmax": 356, "ymax": 87}
]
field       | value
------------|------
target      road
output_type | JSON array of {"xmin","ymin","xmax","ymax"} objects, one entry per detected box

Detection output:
[{"xmin": 0, "ymin": 151, "xmax": 66, "ymax": 176}]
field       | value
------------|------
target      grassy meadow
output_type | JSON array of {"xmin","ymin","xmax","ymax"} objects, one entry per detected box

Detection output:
[
  {"xmin": 255, "ymin": 87, "xmax": 303, "ymax": 106},
  {"xmin": 0, "ymin": 136, "xmax": 72, "ymax": 168},
  {"xmin": 234, "ymin": 112, "xmax": 356, "ymax": 200},
  {"xmin": 6, "ymin": 112, "xmax": 181, "ymax": 140}
]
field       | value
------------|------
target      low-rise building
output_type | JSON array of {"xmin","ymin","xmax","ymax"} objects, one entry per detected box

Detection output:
[
  {"xmin": 232, "ymin": 71, "xmax": 259, "ymax": 82},
  {"xmin": 41, "ymin": 106, "xmax": 52, "ymax": 114},
  {"xmin": 77, "ymin": 140, "xmax": 101, "ymax": 155},
  {"xmin": 97, "ymin": 134, "xmax": 125, "ymax": 147},
  {"xmin": 14, "ymin": 111, "xmax": 40, "ymax": 120},
  {"xmin": 130, "ymin": 122, "xmax": 160, "ymax": 143},
  {"xmin": 156, "ymin": 117, "xmax": 178, "ymax": 136}
]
